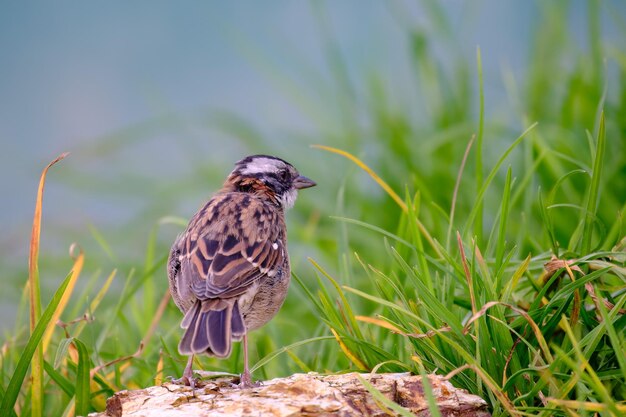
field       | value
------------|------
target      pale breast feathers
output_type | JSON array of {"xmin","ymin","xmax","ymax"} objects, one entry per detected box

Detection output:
[{"xmin": 177, "ymin": 193, "xmax": 286, "ymax": 300}]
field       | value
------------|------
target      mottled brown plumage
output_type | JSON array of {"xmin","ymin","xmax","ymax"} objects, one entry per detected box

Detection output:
[{"xmin": 168, "ymin": 155, "xmax": 315, "ymax": 387}]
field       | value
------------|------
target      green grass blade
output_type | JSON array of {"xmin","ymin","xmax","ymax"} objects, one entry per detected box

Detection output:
[
  {"xmin": 447, "ymin": 134, "xmax": 475, "ymax": 251},
  {"xmin": 415, "ymin": 365, "xmax": 444, "ymax": 417},
  {"xmin": 391, "ymin": 255, "xmax": 464, "ymax": 336},
  {"xmin": 291, "ymin": 272, "xmax": 324, "ymax": 314},
  {"xmin": 54, "ymin": 338, "xmax": 74, "ymax": 369},
  {"xmin": 494, "ymin": 166, "xmax": 513, "ymax": 289},
  {"xmin": 44, "ymin": 360, "xmax": 74, "ymax": 398},
  {"xmin": 73, "ymin": 269, "xmax": 117, "ymax": 339},
  {"xmin": 594, "ymin": 289, "xmax": 626, "ymax": 381},
  {"xmin": 330, "ymin": 216, "xmax": 415, "ymax": 249},
  {"xmin": 501, "ymin": 254, "xmax": 530, "ymax": 303},
  {"xmin": 309, "ymin": 258, "xmax": 364, "ymax": 340},
  {"xmin": 464, "ymin": 122, "xmax": 537, "ymax": 236},
  {"xmin": 406, "ymin": 193, "xmax": 434, "ymax": 293},
  {"xmin": 0, "ymin": 272, "xmax": 72, "ymax": 416},
  {"xmin": 251, "ymin": 336, "xmax": 335, "ymax": 373},
  {"xmin": 0, "ymin": 388, "xmax": 15, "ymax": 416},
  {"xmin": 581, "ymin": 111, "xmax": 606, "ymax": 254},
  {"xmin": 73, "ymin": 338, "xmax": 91, "ymax": 417},
  {"xmin": 557, "ymin": 320, "xmax": 621, "ymax": 416},
  {"xmin": 475, "ymin": 46, "xmax": 485, "ymax": 245},
  {"xmin": 87, "ymin": 223, "xmax": 117, "ymax": 262},
  {"xmin": 603, "ymin": 201, "xmax": 626, "ymax": 250}
]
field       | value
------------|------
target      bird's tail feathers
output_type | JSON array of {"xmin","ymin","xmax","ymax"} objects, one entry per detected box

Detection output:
[{"xmin": 179, "ymin": 299, "xmax": 244, "ymax": 358}]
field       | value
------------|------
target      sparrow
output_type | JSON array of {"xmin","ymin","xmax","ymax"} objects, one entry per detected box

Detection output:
[{"xmin": 167, "ymin": 155, "xmax": 316, "ymax": 388}]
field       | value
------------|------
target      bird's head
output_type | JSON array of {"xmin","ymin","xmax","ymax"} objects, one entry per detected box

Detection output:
[{"xmin": 225, "ymin": 155, "xmax": 316, "ymax": 209}]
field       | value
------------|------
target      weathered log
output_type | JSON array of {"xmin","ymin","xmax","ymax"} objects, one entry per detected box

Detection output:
[{"xmin": 90, "ymin": 372, "xmax": 491, "ymax": 417}]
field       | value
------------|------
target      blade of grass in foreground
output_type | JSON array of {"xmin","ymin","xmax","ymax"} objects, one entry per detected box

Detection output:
[
  {"xmin": 250, "ymin": 336, "xmax": 335, "ymax": 373},
  {"xmin": 73, "ymin": 338, "xmax": 91, "ymax": 417},
  {"xmin": 494, "ymin": 166, "xmax": 512, "ymax": 283},
  {"xmin": 581, "ymin": 111, "xmax": 605, "ymax": 253},
  {"xmin": 463, "ymin": 122, "xmax": 537, "ymax": 235},
  {"xmin": 0, "ymin": 272, "xmax": 73, "ymax": 416},
  {"xmin": 446, "ymin": 134, "xmax": 475, "ymax": 251},
  {"xmin": 474, "ymin": 46, "xmax": 485, "ymax": 245},
  {"xmin": 42, "ymin": 245, "xmax": 83, "ymax": 353},
  {"xmin": 27, "ymin": 152, "xmax": 68, "ymax": 417},
  {"xmin": 595, "ymin": 291, "xmax": 626, "ymax": 382},
  {"xmin": 43, "ymin": 360, "xmax": 74, "ymax": 397},
  {"xmin": 309, "ymin": 258, "xmax": 364, "ymax": 340},
  {"xmin": 73, "ymin": 269, "xmax": 117, "ymax": 339}
]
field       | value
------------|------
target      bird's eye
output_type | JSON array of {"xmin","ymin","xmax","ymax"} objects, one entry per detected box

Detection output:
[{"xmin": 278, "ymin": 169, "xmax": 290, "ymax": 181}]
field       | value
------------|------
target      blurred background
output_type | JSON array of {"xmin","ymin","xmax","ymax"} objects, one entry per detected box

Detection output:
[{"xmin": 1, "ymin": 0, "xmax": 625, "ymax": 368}]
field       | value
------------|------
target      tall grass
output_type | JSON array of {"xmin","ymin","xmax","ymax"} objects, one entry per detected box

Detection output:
[{"xmin": 1, "ymin": 1, "xmax": 625, "ymax": 416}]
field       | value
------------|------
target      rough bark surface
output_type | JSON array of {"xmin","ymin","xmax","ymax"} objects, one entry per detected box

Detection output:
[{"xmin": 89, "ymin": 372, "xmax": 491, "ymax": 417}]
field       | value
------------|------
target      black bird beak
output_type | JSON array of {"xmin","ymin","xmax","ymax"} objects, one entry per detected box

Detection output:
[{"xmin": 293, "ymin": 175, "xmax": 316, "ymax": 189}]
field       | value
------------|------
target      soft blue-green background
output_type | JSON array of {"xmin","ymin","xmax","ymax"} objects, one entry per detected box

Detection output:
[{"xmin": 0, "ymin": 1, "xmax": 623, "ymax": 329}]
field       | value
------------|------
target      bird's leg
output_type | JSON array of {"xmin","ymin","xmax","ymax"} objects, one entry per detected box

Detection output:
[
  {"xmin": 239, "ymin": 334, "xmax": 257, "ymax": 388},
  {"xmin": 169, "ymin": 355, "xmax": 196, "ymax": 389},
  {"xmin": 183, "ymin": 355, "xmax": 195, "ymax": 388}
]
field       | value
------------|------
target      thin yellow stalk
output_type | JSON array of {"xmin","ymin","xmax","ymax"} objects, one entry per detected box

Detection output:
[
  {"xmin": 42, "ymin": 245, "xmax": 83, "ymax": 353},
  {"xmin": 355, "ymin": 315, "xmax": 405, "ymax": 334},
  {"xmin": 312, "ymin": 144, "xmax": 442, "ymax": 258},
  {"xmin": 330, "ymin": 328, "xmax": 368, "ymax": 371},
  {"xmin": 28, "ymin": 152, "xmax": 69, "ymax": 417},
  {"xmin": 312, "ymin": 145, "xmax": 406, "ymax": 210},
  {"xmin": 546, "ymin": 398, "xmax": 626, "ymax": 414}
]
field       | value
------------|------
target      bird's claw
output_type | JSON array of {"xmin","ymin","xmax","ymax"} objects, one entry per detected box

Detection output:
[
  {"xmin": 167, "ymin": 375, "xmax": 199, "ymax": 390},
  {"xmin": 236, "ymin": 373, "xmax": 262, "ymax": 389}
]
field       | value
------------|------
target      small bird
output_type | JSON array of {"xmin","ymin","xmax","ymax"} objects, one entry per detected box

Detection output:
[{"xmin": 167, "ymin": 155, "xmax": 315, "ymax": 387}]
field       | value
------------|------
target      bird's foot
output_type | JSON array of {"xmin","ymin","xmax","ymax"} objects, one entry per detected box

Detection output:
[
  {"xmin": 236, "ymin": 372, "xmax": 262, "ymax": 389},
  {"xmin": 166, "ymin": 356, "xmax": 198, "ymax": 389},
  {"xmin": 167, "ymin": 374, "xmax": 199, "ymax": 390}
]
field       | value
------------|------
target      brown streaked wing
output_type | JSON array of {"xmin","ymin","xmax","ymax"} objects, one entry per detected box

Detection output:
[{"xmin": 178, "ymin": 192, "xmax": 285, "ymax": 300}]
